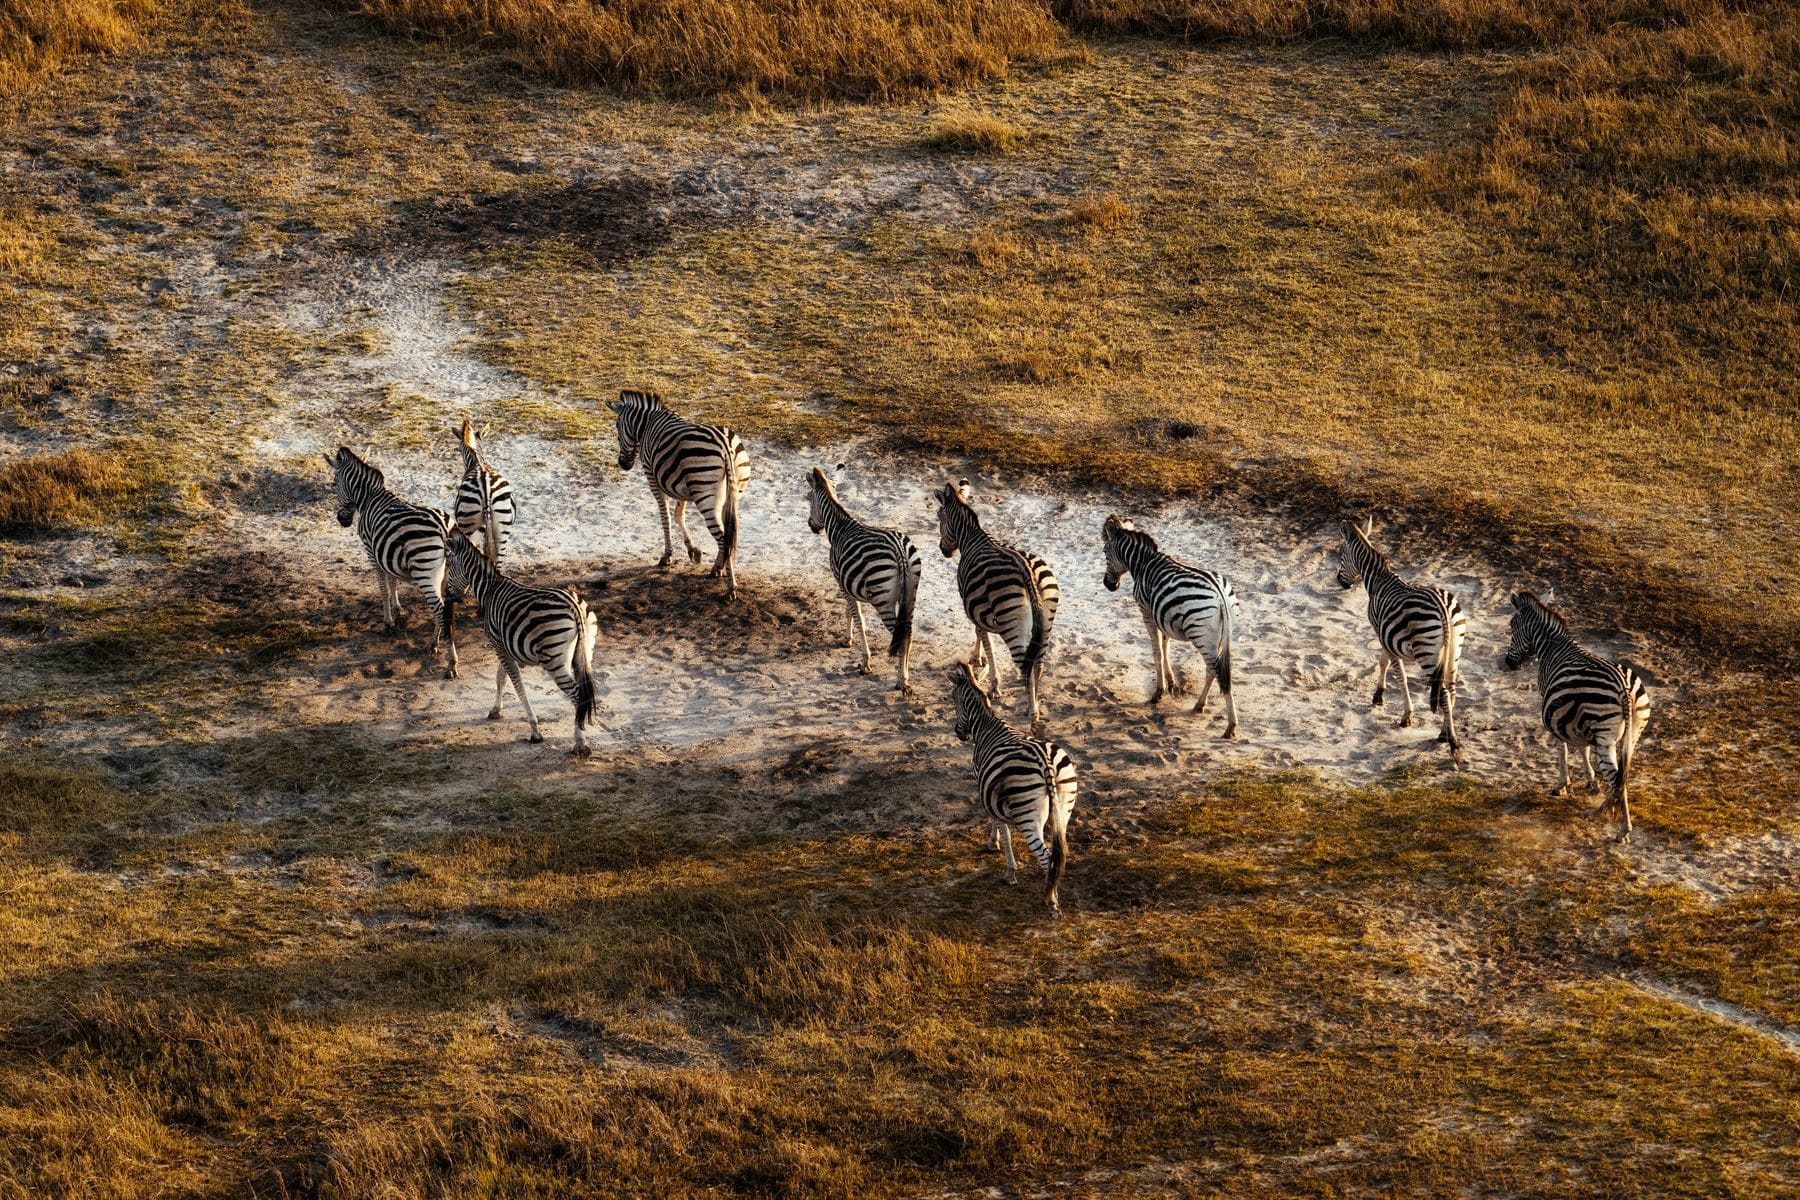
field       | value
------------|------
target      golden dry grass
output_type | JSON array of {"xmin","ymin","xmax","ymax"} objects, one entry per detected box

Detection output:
[
  {"xmin": 922, "ymin": 104, "xmax": 1033, "ymax": 153},
  {"xmin": 0, "ymin": 449, "xmax": 140, "ymax": 534},
  {"xmin": 0, "ymin": 0, "xmax": 157, "ymax": 95},
  {"xmin": 343, "ymin": 0, "xmax": 1066, "ymax": 99}
]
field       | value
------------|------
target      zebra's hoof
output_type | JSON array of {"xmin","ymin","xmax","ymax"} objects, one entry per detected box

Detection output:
[
  {"xmin": 1396, "ymin": 715, "xmax": 1415, "ymax": 729},
  {"xmin": 1147, "ymin": 690, "xmax": 1162, "ymax": 705},
  {"xmin": 1002, "ymin": 873, "xmax": 1018, "ymax": 886},
  {"xmin": 570, "ymin": 745, "xmax": 592, "ymax": 759},
  {"xmin": 487, "ymin": 708, "xmax": 502, "ymax": 721},
  {"xmin": 1371, "ymin": 691, "xmax": 1385, "ymax": 707},
  {"xmin": 1551, "ymin": 784, "xmax": 1569, "ymax": 798},
  {"xmin": 529, "ymin": 732, "xmax": 545, "ymax": 745},
  {"xmin": 1222, "ymin": 727, "xmax": 1239, "ymax": 740},
  {"xmin": 657, "ymin": 556, "xmax": 673, "ymax": 569},
  {"xmin": 444, "ymin": 666, "xmax": 459, "ymax": 680},
  {"xmin": 1436, "ymin": 730, "xmax": 1451, "ymax": 744},
  {"xmin": 688, "ymin": 548, "xmax": 703, "ymax": 565},
  {"xmin": 858, "ymin": 663, "xmax": 874, "ymax": 676}
]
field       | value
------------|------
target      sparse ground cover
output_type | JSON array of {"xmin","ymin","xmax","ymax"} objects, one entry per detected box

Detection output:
[{"xmin": 0, "ymin": 1, "xmax": 1795, "ymax": 1196}]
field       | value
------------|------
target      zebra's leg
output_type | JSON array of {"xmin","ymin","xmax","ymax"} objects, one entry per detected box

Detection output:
[
  {"xmin": 1583, "ymin": 746, "xmax": 1600, "ymax": 791},
  {"xmin": 655, "ymin": 490, "xmax": 675, "ymax": 568},
  {"xmin": 1391, "ymin": 658, "xmax": 1416, "ymax": 728},
  {"xmin": 848, "ymin": 596, "xmax": 873, "ymax": 674},
  {"xmin": 671, "ymin": 499, "xmax": 703, "ymax": 565},
  {"xmin": 1163, "ymin": 631, "xmax": 1187, "ymax": 697},
  {"xmin": 1143, "ymin": 612, "xmax": 1166, "ymax": 703},
  {"xmin": 489, "ymin": 656, "xmax": 509, "ymax": 720},
  {"xmin": 979, "ymin": 631, "xmax": 1003, "ymax": 700},
  {"xmin": 997, "ymin": 823, "xmax": 1019, "ymax": 884},
  {"xmin": 1553, "ymin": 743, "xmax": 1571, "ymax": 797},
  {"xmin": 1437, "ymin": 686, "xmax": 1460, "ymax": 751},
  {"xmin": 379, "ymin": 571, "xmax": 399, "ymax": 629},
  {"xmin": 1589, "ymin": 741, "xmax": 1623, "ymax": 820},
  {"xmin": 1021, "ymin": 824, "xmax": 1052, "ymax": 895},
  {"xmin": 1371, "ymin": 654, "xmax": 1389, "ymax": 707},
  {"xmin": 504, "ymin": 657, "xmax": 543, "ymax": 743},
  {"xmin": 547, "ymin": 666, "xmax": 592, "ymax": 758},
  {"xmin": 1027, "ymin": 659, "xmax": 1045, "ymax": 730},
  {"xmin": 1194, "ymin": 646, "xmax": 1216, "ymax": 716}
]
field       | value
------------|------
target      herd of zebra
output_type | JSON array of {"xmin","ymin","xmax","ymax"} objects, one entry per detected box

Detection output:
[{"xmin": 323, "ymin": 390, "xmax": 1656, "ymax": 911}]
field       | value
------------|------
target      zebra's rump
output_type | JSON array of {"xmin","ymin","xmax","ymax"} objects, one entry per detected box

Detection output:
[
  {"xmin": 975, "ymin": 736, "xmax": 1070, "ymax": 824},
  {"xmin": 454, "ymin": 473, "xmax": 515, "ymax": 535},
  {"xmin": 1137, "ymin": 562, "xmax": 1233, "ymax": 640},
  {"xmin": 359, "ymin": 501, "xmax": 450, "ymax": 576},
  {"xmin": 958, "ymin": 545, "xmax": 1053, "ymax": 658},
  {"xmin": 832, "ymin": 530, "xmax": 917, "ymax": 613},
  {"xmin": 1540, "ymin": 654, "xmax": 1648, "ymax": 745},
  {"xmin": 1372, "ymin": 585, "xmax": 1463, "ymax": 665},
  {"xmin": 481, "ymin": 586, "xmax": 589, "ymax": 667},
  {"xmin": 643, "ymin": 421, "xmax": 743, "ymax": 504}
]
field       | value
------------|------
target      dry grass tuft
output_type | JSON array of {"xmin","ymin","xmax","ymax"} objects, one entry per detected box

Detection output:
[
  {"xmin": 344, "ymin": 0, "xmax": 1065, "ymax": 100},
  {"xmin": 1066, "ymin": 189, "xmax": 1132, "ymax": 232},
  {"xmin": 0, "ymin": 0, "xmax": 158, "ymax": 95},
  {"xmin": 0, "ymin": 449, "xmax": 140, "ymax": 534},
  {"xmin": 922, "ymin": 105, "xmax": 1032, "ymax": 154}
]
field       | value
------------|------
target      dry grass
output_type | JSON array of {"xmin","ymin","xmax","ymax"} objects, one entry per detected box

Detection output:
[
  {"xmin": 1067, "ymin": 189, "xmax": 1132, "ymax": 231},
  {"xmin": 0, "ymin": 0, "xmax": 157, "ymax": 95},
  {"xmin": 0, "ymin": 449, "xmax": 141, "ymax": 534},
  {"xmin": 922, "ymin": 104, "xmax": 1032, "ymax": 154},
  {"xmin": 343, "ymin": 0, "xmax": 1066, "ymax": 100}
]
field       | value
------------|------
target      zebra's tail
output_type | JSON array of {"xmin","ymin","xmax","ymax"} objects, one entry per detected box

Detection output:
[
  {"xmin": 1216, "ymin": 590, "xmax": 1234, "ymax": 695},
  {"xmin": 720, "ymin": 465, "xmax": 742, "ymax": 577},
  {"xmin": 888, "ymin": 551, "xmax": 918, "ymax": 659},
  {"xmin": 1044, "ymin": 785, "xmax": 1069, "ymax": 912},
  {"xmin": 1614, "ymin": 680, "xmax": 1642, "ymax": 835},
  {"xmin": 482, "ymin": 507, "xmax": 500, "ymax": 565},
  {"xmin": 1429, "ymin": 605, "xmax": 1459, "ymax": 715},
  {"xmin": 572, "ymin": 605, "xmax": 598, "ymax": 732},
  {"xmin": 1020, "ymin": 557, "xmax": 1049, "ymax": 681}
]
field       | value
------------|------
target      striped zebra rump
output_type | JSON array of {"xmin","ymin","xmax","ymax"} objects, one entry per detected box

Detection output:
[
  {"xmin": 1504, "ymin": 590, "xmax": 1652, "ymax": 838},
  {"xmin": 325, "ymin": 446, "xmax": 459, "ymax": 677},
  {"xmin": 1335, "ymin": 518, "xmax": 1463, "ymax": 751},
  {"xmin": 1101, "ymin": 515, "xmax": 1239, "ymax": 734},
  {"xmin": 453, "ymin": 418, "xmax": 515, "ymax": 565},
  {"xmin": 951, "ymin": 663, "xmax": 1076, "ymax": 912},
  {"xmin": 609, "ymin": 390, "xmax": 749, "ymax": 590},
  {"xmin": 446, "ymin": 533, "xmax": 600, "ymax": 755}
]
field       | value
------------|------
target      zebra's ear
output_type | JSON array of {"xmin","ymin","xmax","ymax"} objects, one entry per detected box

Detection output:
[
  {"xmin": 605, "ymin": 398, "xmax": 619, "ymax": 413},
  {"xmin": 1363, "ymin": 515, "xmax": 1374, "ymax": 536},
  {"xmin": 480, "ymin": 423, "xmax": 491, "ymax": 440},
  {"xmin": 1541, "ymin": 588, "xmax": 1556, "ymax": 606},
  {"xmin": 322, "ymin": 453, "xmax": 337, "ymax": 472}
]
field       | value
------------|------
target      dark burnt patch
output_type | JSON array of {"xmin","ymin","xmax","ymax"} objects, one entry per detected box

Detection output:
[{"xmin": 370, "ymin": 174, "xmax": 689, "ymax": 267}]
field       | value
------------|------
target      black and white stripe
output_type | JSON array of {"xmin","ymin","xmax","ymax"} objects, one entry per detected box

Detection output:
[
  {"xmin": 444, "ymin": 532, "xmax": 600, "ymax": 756},
  {"xmin": 1335, "ymin": 518, "xmax": 1466, "ymax": 751},
  {"xmin": 936, "ymin": 481, "xmax": 1059, "ymax": 726},
  {"xmin": 453, "ymin": 417, "xmax": 515, "ymax": 566},
  {"xmin": 1503, "ymin": 590, "xmax": 1651, "ymax": 839},
  {"xmin": 805, "ymin": 466, "xmax": 923, "ymax": 693},
  {"xmin": 325, "ymin": 446, "xmax": 459, "ymax": 679},
  {"xmin": 1102, "ymin": 514, "xmax": 1240, "ymax": 738},
  {"xmin": 607, "ymin": 389, "xmax": 750, "ymax": 594},
  {"xmin": 951, "ymin": 662, "xmax": 1077, "ymax": 913}
]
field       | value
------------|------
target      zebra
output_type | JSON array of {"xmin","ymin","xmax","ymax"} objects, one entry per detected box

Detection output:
[
  {"xmin": 1334, "ymin": 517, "xmax": 1466, "ymax": 751},
  {"xmin": 452, "ymin": 417, "xmax": 515, "ymax": 567},
  {"xmin": 1502, "ymin": 590, "xmax": 1651, "ymax": 840},
  {"xmin": 804, "ymin": 465, "xmax": 923, "ymax": 693},
  {"xmin": 1101, "ymin": 514, "xmax": 1240, "ymax": 738},
  {"xmin": 324, "ymin": 445, "xmax": 459, "ymax": 679},
  {"xmin": 936, "ymin": 480, "xmax": 1059, "ymax": 726},
  {"xmin": 607, "ymin": 389, "xmax": 750, "ymax": 594},
  {"xmin": 443, "ymin": 531, "xmax": 600, "ymax": 757},
  {"xmin": 951, "ymin": 661, "xmax": 1077, "ymax": 913}
]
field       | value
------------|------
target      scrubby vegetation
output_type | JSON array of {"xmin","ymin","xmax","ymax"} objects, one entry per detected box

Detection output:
[
  {"xmin": 343, "ymin": 0, "xmax": 1066, "ymax": 99},
  {"xmin": 921, "ymin": 104, "xmax": 1032, "ymax": 153},
  {"xmin": 0, "ymin": 0, "xmax": 157, "ymax": 94},
  {"xmin": 0, "ymin": 449, "xmax": 141, "ymax": 534}
]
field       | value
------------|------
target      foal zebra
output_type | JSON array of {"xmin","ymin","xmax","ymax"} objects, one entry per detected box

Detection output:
[
  {"xmin": 1503, "ymin": 591, "xmax": 1651, "ymax": 840},
  {"xmin": 804, "ymin": 466, "xmax": 923, "ymax": 692},
  {"xmin": 324, "ymin": 446, "xmax": 459, "ymax": 678},
  {"xmin": 607, "ymin": 390, "xmax": 750, "ymax": 594},
  {"xmin": 444, "ymin": 532, "xmax": 600, "ymax": 757},
  {"xmin": 1101, "ymin": 515, "xmax": 1240, "ymax": 738},
  {"xmin": 452, "ymin": 417, "xmax": 515, "ymax": 566},
  {"xmin": 936, "ymin": 481, "xmax": 1059, "ymax": 726},
  {"xmin": 1335, "ymin": 518, "xmax": 1466, "ymax": 752},
  {"xmin": 951, "ymin": 662, "xmax": 1077, "ymax": 913}
]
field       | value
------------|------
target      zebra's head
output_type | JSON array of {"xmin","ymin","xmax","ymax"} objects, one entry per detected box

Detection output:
[
  {"xmin": 456, "ymin": 417, "xmax": 488, "ymax": 471},
  {"xmin": 1336, "ymin": 517, "xmax": 1378, "ymax": 589},
  {"xmin": 1102, "ymin": 514, "xmax": 1151, "ymax": 591},
  {"xmin": 1504, "ymin": 590, "xmax": 1564, "ymax": 670},
  {"xmin": 804, "ymin": 466, "xmax": 842, "ymax": 535},
  {"xmin": 442, "ymin": 530, "xmax": 482, "ymax": 602},
  {"xmin": 937, "ymin": 481, "xmax": 975, "ymax": 558},
  {"xmin": 324, "ymin": 446, "xmax": 380, "ymax": 528},
  {"xmin": 608, "ymin": 389, "xmax": 661, "ymax": 471},
  {"xmin": 949, "ymin": 661, "xmax": 989, "ymax": 741}
]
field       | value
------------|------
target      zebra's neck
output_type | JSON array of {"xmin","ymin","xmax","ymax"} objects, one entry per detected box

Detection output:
[
  {"xmin": 458, "ymin": 445, "xmax": 483, "ymax": 477},
  {"xmin": 819, "ymin": 494, "xmax": 860, "ymax": 540},
  {"xmin": 946, "ymin": 507, "xmax": 994, "ymax": 553},
  {"xmin": 1115, "ymin": 534, "xmax": 1160, "ymax": 575}
]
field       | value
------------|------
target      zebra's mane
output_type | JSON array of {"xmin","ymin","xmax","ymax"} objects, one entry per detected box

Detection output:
[
  {"xmin": 619, "ymin": 389, "xmax": 664, "ymax": 410},
  {"xmin": 1342, "ymin": 519, "xmax": 1388, "ymax": 571},
  {"xmin": 950, "ymin": 662, "xmax": 993, "ymax": 714},
  {"xmin": 1514, "ymin": 590, "xmax": 1569, "ymax": 634}
]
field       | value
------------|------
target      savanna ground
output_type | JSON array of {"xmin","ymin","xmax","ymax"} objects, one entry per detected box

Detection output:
[{"xmin": 1, "ymin": 1, "xmax": 1796, "ymax": 1196}]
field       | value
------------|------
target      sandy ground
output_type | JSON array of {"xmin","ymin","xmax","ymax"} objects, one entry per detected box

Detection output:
[{"xmin": 221, "ymin": 261, "xmax": 1666, "ymax": 809}]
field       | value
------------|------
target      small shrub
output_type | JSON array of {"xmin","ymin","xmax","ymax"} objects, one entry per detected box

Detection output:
[
  {"xmin": 0, "ymin": 448, "xmax": 140, "ymax": 534},
  {"xmin": 923, "ymin": 106, "xmax": 1032, "ymax": 154},
  {"xmin": 1067, "ymin": 190, "xmax": 1133, "ymax": 232}
]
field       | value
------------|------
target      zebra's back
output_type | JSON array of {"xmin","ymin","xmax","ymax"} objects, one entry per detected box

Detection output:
[
  {"xmin": 1539, "ymin": 646, "xmax": 1650, "ymax": 748},
  {"xmin": 359, "ymin": 495, "xmax": 451, "ymax": 576},
  {"xmin": 1135, "ymin": 555, "xmax": 1232, "ymax": 642},
  {"xmin": 643, "ymin": 416, "xmax": 744, "ymax": 503}
]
